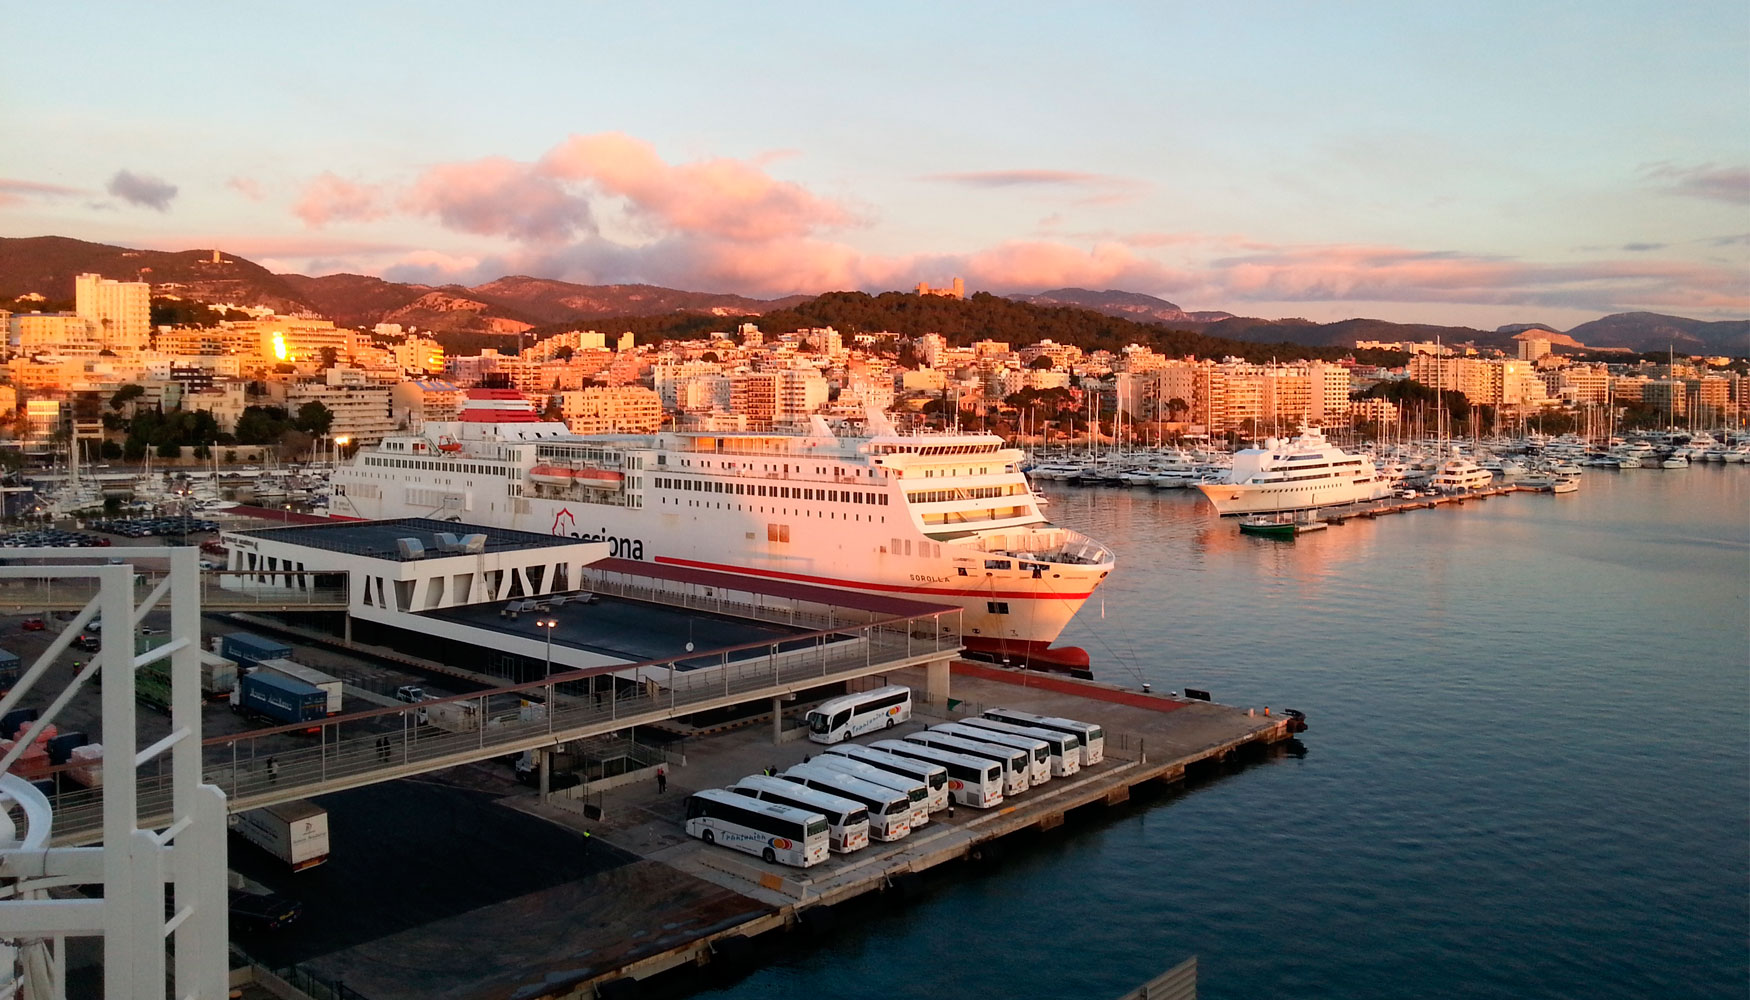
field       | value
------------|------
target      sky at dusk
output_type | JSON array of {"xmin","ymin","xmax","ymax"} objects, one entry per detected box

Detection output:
[{"xmin": 3, "ymin": 1, "xmax": 1746, "ymax": 330}]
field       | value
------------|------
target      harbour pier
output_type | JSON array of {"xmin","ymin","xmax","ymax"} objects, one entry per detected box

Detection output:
[{"xmin": 291, "ymin": 662, "xmax": 1298, "ymax": 999}]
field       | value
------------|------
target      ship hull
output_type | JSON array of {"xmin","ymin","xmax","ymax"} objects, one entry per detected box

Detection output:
[{"xmin": 1196, "ymin": 478, "xmax": 1389, "ymax": 515}]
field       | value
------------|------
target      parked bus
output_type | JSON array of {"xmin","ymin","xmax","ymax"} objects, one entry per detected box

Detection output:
[
  {"xmin": 781, "ymin": 763, "xmax": 912, "ymax": 841},
  {"xmin": 822, "ymin": 744, "xmax": 950, "ymax": 813},
  {"xmin": 952, "ymin": 717, "xmax": 1082, "ymax": 778},
  {"xmin": 931, "ymin": 722, "xmax": 1051, "ymax": 786},
  {"xmin": 806, "ymin": 685, "xmax": 913, "ymax": 744},
  {"xmin": 870, "ymin": 739, "xmax": 1005, "ymax": 809},
  {"xmin": 732, "ymin": 775, "xmax": 870, "ymax": 854},
  {"xmin": 981, "ymin": 708, "xmax": 1105, "ymax": 765},
  {"xmin": 806, "ymin": 754, "xmax": 930, "ymax": 828},
  {"xmin": 905, "ymin": 731, "xmax": 1031, "ymax": 795},
  {"xmin": 683, "ymin": 788, "xmax": 830, "ymax": 867}
]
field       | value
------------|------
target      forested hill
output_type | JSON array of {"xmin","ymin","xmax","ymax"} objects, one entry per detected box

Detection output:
[{"xmin": 524, "ymin": 290, "xmax": 1412, "ymax": 366}]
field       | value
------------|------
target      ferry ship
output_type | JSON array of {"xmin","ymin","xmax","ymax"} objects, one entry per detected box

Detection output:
[
  {"xmin": 1196, "ymin": 427, "xmax": 1392, "ymax": 515},
  {"xmin": 331, "ymin": 389, "xmax": 1115, "ymax": 670}
]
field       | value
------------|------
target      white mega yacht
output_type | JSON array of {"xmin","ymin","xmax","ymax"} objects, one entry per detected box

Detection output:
[{"xmin": 1195, "ymin": 427, "xmax": 1392, "ymax": 515}]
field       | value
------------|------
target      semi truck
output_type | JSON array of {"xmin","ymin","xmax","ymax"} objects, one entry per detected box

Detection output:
[
  {"xmin": 252, "ymin": 658, "xmax": 342, "ymax": 715},
  {"xmin": 230, "ymin": 800, "xmax": 329, "ymax": 872},
  {"xmin": 232, "ymin": 671, "xmax": 326, "ymax": 726},
  {"xmin": 219, "ymin": 632, "xmax": 293, "ymax": 670}
]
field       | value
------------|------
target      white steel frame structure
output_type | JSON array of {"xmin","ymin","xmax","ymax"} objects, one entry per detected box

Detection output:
[{"xmin": 0, "ymin": 548, "xmax": 227, "ymax": 1000}]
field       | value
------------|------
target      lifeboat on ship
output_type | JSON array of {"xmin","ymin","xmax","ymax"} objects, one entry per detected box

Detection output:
[{"xmin": 528, "ymin": 464, "xmax": 625, "ymax": 489}]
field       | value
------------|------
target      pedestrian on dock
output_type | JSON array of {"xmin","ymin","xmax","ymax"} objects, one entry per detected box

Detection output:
[
  {"xmin": 656, "ymin": 766, "xmax": 667, "ymax": 793},
  {"xmin": 266, "ymin": 757, "xmax": 279, "ymax": 783}
]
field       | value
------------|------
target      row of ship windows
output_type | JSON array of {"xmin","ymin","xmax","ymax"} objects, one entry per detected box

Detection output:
[
  {"xmin": 364, "ymin": 456, "xmax": 509, "ymax": 476},
  {"xmin": 652, "ymin": 476, "xmax": 889, "ymax": 505},
  {"xmin": 905, "ymin": 485, "xmax": 1025, "ymax": 503},
  {"xmin": 662, "ymin": 498, "xmax": 885, "ymax": 522}
]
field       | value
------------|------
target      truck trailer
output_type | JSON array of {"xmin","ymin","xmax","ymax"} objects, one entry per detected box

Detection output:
[
  {"xmin": 253, "ymin": 658, "xmax": 342, "ymax": 715},
  {"xmin": 233, "ymin": 671, "xmax": 325, "ymax": 726},
  {"xmin": 230, "ymin": 800, "xmax": 329, "ymax": 871}
]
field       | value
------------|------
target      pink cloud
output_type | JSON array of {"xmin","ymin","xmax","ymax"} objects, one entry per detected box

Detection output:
[
  {"xmin": 294, "ymin": 172, "xmax": 387, "ymax": 227},
  {"xmin": 539, "ymin": 132, "xmax": 857, "ymax": 241},
  {"xmin": 1644, "ymin": 163, "xmax": 1750, "ymax": 205},
  {"xmin": 0, "ymin": 178, "xmax": 86, "ymax": 207},
  {"xmin": 227, "ymin": 176, "xmax": 265, "ymax": 202},
  {"xmin": 924, "ymin": 170, "xmax": 1116, "ymax": 187},
  {"xmin": 1208, "ymin": 244, "xmax": 1750, "ymax": 312},
  {"xmin": 401, "ymin": 157, "xmax": 592, "ymax": 244}
]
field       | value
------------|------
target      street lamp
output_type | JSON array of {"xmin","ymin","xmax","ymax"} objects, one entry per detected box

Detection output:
[
  {"xmin": 536, "ymin": 617, "xmax": 557, "ymax": 712},
  {"xmin": 332, "ymin": 436, "xmax": 350, "ymax": 471}
]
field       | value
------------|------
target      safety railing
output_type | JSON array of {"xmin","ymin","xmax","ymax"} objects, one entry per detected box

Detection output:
[{"xmin": 45, "ymin": 610, "xmax": 963, "ymax": 844}]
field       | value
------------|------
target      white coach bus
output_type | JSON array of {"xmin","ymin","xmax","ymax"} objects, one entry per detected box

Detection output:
[
  {"xmin": 905, "ymin": 731, "xmax": 1032, "ymax": 796},
  {"xmin": 732, "ymin": 775, "xmax": 870, "ymax": 854},
  {"xmin": 822, "ymin": 744, "xmax": 950, "ymax": 813},
  {"xmin": 781, "ymin": 763, "xmax": 912, "ymax": 841},
  {"xmin": 981, "ymin": 708, "xmax": 1105, "ymax": 765},
  {"xmin": 806, "ymin": 754, "xmax": 930, "ymax": 828},
  {"xmin": 870, "ymin": 739, "xmax": 1005, "ymax": 809},
  {"xmin": 931, "ymin": 722, "xmax": 1052, "ymax": 786},
  {"xmin": 806, "ymin": 686, "xmax": 913, "ymax": 744},
  {"xmin": 952, "ymin": 716, "xmax": 1082, "ymax": 778},
  {"xmin": 684, "ymin": 788, "xmax": 830, "ymax": 867}
]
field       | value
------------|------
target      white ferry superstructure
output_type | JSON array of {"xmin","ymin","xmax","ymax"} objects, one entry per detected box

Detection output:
[
  {"xmin": 331, "ymin": 389, "xmax": 1115, "ymax": 670},
  {"xmin": 1196, "ymin": 427, "xmax": 1392, "ymax": 515}
]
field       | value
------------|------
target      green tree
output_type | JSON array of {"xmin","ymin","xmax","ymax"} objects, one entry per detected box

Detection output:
[
  {"xmin": 294, "ymin": 401, "xmax": 334, "ymax": 436},
  {"xmin": 235, "ymin": 406, "xmax": 291, "ymax": 445},
  {"xmin": 318, "ymin": 346, "xmax": 340, "ymax": 369},
  {"xmin": 157, "ymin": 441, "xmax": 182, "ymax": 460},
  {"xmin": 100, "ymin": 440, "xmax": 123, "ymax": 460},
  {"xmin": 109, "ymin": 384, "xmax": 145, "ymax": 411},
  {"xmin": 1028, "ymin": 355, "xmax": 1056, "ymax": 370},
  {"xmin": 553, "ymin": 345, "xmax": 575, "ymax": 361}
]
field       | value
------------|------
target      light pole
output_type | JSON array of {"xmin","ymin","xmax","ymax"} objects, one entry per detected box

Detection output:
[
  {"xmin": 537, "ymin": 617, "xmax": 557, "ymax": 713},
  {"xmin": 332, "ymin": 435, "xmax": 350, "ymax": 472}
]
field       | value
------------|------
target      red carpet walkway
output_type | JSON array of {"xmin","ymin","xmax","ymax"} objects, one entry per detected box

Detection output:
[{"xmin": 950, "ymin": 660, "xmax": 1188, "ymax": 713}]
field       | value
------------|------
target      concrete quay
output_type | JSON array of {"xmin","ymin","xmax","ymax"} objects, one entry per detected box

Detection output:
[{"xmin": 294, "ymin": 662, "xmax": 1299, "ymax": 999}]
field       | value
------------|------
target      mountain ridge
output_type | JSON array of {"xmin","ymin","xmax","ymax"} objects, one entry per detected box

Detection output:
[{"xmin": 1, "ymin": 236, "xmax": 1743, "ymax": 356}]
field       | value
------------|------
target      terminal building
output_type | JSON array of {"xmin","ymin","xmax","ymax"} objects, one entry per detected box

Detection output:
[{"xmin": 218, "ymin": 517, "xmax": 961, "ymax": 698}]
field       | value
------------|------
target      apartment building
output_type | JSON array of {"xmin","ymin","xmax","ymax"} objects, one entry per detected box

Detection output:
[
  {"xmin": 555, "ymin": 386, "xmax": 663, "ymax": 434},
  {"xmin": 75, "ymin": 273, "xmax": 150, "ymax": 355}
]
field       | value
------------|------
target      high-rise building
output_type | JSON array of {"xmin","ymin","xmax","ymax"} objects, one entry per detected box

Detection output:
[{"xmin": 74, "ymin": 273, "xmax": 150, "ymax": 354}]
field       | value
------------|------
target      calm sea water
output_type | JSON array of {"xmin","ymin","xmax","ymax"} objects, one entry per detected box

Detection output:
[{"xmin": 703, "ymin": 467, "xmax": 1750, "ymax": 999}]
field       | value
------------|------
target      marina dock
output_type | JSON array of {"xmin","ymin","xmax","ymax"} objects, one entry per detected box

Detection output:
[{"xmin": 290, "ymin": 662, "xmax": 1298, "ymax": 999}]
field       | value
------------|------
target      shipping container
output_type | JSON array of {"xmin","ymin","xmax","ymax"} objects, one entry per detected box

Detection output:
[{"xmin": 219, "ymin": 632, "xmax": 293, "ymax": 669}]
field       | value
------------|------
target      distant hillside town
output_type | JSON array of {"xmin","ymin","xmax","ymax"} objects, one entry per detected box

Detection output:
[{"xmin": 0, "ymin": 270, "xmax": 1742, "ymax": 466}]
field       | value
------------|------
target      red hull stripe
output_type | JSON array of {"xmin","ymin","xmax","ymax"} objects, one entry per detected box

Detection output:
[{"xmin": 652, "ymin": 556, "xmax": 1094, "ymax": 601}]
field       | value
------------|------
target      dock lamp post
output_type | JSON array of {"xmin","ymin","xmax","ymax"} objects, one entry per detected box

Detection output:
[
  {"xmin": 537, "ymin": 617, "xmax": 558, "ymax": 714},
  {"xmin": 332, "ymin": 435, "xmax": 350, "ymax": 470}
]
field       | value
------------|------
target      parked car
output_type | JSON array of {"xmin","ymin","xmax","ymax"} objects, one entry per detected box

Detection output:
[
  {"xmin": 394, "ymin": 685, "xmax": 426, "ymax": 703},
  {"xmin": 228, "ymin": 887, "xmax": 303, "ymax": 932},
  {"xmin": 73, "ymin": 634, "xmax": 100, "ymax": 652},
  {"xmin": 21, "ymin": 619, "xmax": 45, "ymax": 632}
]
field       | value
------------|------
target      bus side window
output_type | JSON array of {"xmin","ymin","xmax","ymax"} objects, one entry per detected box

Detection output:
[{"xmin": 833, "ymin": 710, "xmax": 851, "ymax": 730}]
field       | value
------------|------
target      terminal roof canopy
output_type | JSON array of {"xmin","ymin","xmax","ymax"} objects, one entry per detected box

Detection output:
[{"xmin": 234, "ymin": 517, "xmax": 581, "ymax": 562}]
